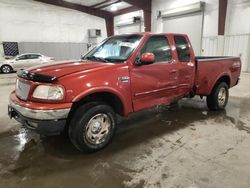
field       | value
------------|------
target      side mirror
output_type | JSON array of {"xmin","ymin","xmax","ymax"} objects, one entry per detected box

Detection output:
[{"xmin": 135, "ymin": 52, "xmax": 155, "ymax": 66}]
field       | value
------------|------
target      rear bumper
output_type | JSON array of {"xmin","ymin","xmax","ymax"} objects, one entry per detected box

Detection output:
[{"xmin": 9, "ymin": 92, "xmax": 72, "ymax": 135}]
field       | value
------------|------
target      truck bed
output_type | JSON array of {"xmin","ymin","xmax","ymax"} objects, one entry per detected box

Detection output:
[
  {"xmin": 195, "ymin": 56, "xmax": 235, "ymax": 60},
  {"xmin": 194, "ymin": 56, "xmax": 241, "ymax": 96}
]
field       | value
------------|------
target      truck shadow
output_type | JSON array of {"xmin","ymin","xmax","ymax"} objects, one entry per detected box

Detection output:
[
  {"xmin": 41, "ymin": 98, "xmax": 215, "ymax": 155},
  {"xmin": 3, "ymin": 97, "xmax": 237, "ymax": 181},
  {"xmin": 23, "ymin": 98, "xmax": 229, "ymax": 158}
]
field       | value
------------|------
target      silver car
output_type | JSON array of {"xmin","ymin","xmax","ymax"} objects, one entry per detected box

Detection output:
[{"xmin": 0, "ymin": 53, "xmax": 54, "ymax": 73}]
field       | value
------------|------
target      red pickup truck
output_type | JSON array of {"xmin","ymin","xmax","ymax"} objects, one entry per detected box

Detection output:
[{"xmin": 8, "ymin": 33, "xmax": 241, "ymax": 152}]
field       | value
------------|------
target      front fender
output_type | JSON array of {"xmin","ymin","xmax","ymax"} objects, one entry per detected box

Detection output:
[
  {"xmin": 72, "ymin": 87, "xmax": 132, "ymax": 116},
  {"xmin": 73, "ymin": 87, "xmax": 124, "ymax": 102}
]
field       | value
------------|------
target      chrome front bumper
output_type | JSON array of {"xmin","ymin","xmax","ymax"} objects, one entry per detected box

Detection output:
[{"xmin": 9, "ymin": 99, "xmax": 70, "ymax": 120}]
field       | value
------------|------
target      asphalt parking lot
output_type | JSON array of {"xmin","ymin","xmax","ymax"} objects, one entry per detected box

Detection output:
[{"xmin": 0, "ymin": 73, "xmax": 250, "ymax": 188}]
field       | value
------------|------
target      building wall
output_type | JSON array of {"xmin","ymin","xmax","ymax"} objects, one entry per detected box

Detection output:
[
  {"xmin": 151, "ymin": 0, "xmax": 218, "ymax": 36},
  {"xmin": 0, "ymin": 0, "xmax": 249, "ymax": 70},
  {"xmin": 226, "ymin": 0, "xmax": 250, "ymax": 35},
  {"xmin": 0, "ymin": 0, "xmax": 107, "ymax": 59},
  {"xmin": 18, "ymin": 42, "xmax": 88, "ymax": 60},
  {"xmin": 114, "ymin": 10, "xmax": 144, "ymax": 34},
  {"xmin": 225, "ymin": 0, "xmax": 250, "ymax": 71},
  {"xmin": 151, "ymin": 0, "xmax": 250, "ymax": 71}
]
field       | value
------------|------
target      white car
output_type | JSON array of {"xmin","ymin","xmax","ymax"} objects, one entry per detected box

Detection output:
[{"xmin": 0, "ymin": 53, "xmax": 54, "ymax": 73}]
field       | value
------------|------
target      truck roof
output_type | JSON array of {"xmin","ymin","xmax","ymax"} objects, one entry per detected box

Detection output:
[{"xmin": 114, "ymin": 32, "xmax": 188, "ymax": 38}]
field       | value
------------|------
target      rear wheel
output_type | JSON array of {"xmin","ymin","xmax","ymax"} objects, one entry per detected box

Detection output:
[
  {"xmin": 69, "ymin": 102, "xmax": 116, "ymax": 152},
  {"xmin": 206, "ymin": 82, "xmax": 229, "ymax": 110},
  {"xmin": 1, "ymin": 65, "xmax": 12, "ymax": 74}
]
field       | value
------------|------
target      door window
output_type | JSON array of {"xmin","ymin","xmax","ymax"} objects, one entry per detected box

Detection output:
[
  {"xmin": 140, "ymin": 36, "xmax": 172, "ymax": 63},
  {"xmin": 174, "ymin": 36, "xmax": 191, "ymax": 62},
  {"xmin": 29, "ymin": 54, "xmax": 41, "ymax": 59},
  {"xmin": 16, "ymin": 55, "xmax": 28, "ymax": 60}
]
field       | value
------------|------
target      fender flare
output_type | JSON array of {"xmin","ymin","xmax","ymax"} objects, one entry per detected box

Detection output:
[
  {"xmin": 209, "ymin": 72, "xmax": 231, "ymax": 94},
  {"xmin": 72, "ymin": 87, "xmax": 130, "ymax": 115}
]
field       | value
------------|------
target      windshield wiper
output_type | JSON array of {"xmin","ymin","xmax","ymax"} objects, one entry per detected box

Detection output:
[{"xmin": 86, "ymin": 56, "xmax": 110, "ymax": 63}]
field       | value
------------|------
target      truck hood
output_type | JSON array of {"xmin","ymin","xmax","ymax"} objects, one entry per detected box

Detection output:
[{"xmin": 27, "ymin": 60, "xmax": 114, "ymax": 78}]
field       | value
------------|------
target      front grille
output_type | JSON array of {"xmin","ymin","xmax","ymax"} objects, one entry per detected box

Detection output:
[{"xmin": 16, "ymin": 79, "xmax": 31, "ymax": 100}]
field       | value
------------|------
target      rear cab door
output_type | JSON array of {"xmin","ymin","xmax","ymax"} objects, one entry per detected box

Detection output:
[
  {"xmin": 130, "ymin": 34, "xmax": 179, "ymax": 111},
  {"xmin": 172, "ymin": 34, "xmax": 196, "ymax": 97}
]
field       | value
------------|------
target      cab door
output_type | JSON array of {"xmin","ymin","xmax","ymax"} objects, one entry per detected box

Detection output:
[
  {"xmin": 173, "ymin": 35, "xmax": 195, "ymax": 96},
  {"xmin": 130, "ymin": 35, "xmax": 179, "ymax": 112}
]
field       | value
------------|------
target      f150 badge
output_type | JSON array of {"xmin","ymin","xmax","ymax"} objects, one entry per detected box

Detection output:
[{"xmin": 118, "ymin": 76, "xmax": 130, "ymax": 82}]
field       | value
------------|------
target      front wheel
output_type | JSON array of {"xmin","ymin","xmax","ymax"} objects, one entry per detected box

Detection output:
[
  {"xmin": 1, "ymin": 65, "xmax": 12, "ymax": 74},
  {"xmin": 206, "ymin": 82, "xmax": 229, "ymax": 111},
  {"xmin": 69, "ymin": 103, "xmax": 117, "ymax": 152}
]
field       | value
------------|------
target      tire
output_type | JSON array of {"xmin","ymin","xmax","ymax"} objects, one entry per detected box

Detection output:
[
  {"xmin": 206, "ymin": 82, "xmax": 229, "ymax": 111},
  {"xmin": 68, "ymin": 102, "xmax": 117, "ymax": 152},
  {"xmin": 1, "ymin": 65, "xmax": 12, "ymax": 74}
]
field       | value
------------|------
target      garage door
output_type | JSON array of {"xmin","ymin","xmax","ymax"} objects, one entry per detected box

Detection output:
[
  {"xmin": 117, "ymin": 23, "xmax": 141, "ymax": 35},
  {"xmin": 163, "ymin": 12, "xmax": 203, "ymax": 55}
]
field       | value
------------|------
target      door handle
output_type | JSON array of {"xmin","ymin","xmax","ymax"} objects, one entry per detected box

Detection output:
[
  {"xmin": 170, "ymin": 69, "xmax": 178, "ymax": 80},
  {"xmin": 170, "ymin": 69, "xmax": 177, "ymax": 74}
]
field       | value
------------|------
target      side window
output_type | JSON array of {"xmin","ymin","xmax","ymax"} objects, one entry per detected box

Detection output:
[
  {"xmin": 140, "ymin": 36, "xmax": 172, "ymax": 63},
  {"xmin": 25, "ymin": 55, "xmax": 32, "ymax": 59},
  {"xmin": 29, "ymin": 54, "xmax": 40, "ymax": 59},
  {"xmin": 16, "ymin": 55, "xmax": 28, "ymax": 60},
  {"xmin": 174, "ymin": 36, "xmax": 191, "ymax": 62}
]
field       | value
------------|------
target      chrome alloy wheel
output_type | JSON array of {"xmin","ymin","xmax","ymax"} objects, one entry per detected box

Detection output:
[
  {"xmin": 218, "ymin": 87, "xmax": 227, "ymax": 107},
  {"xmin": 1, "ymin": 65, "xmax": 11, "ymax": 73},
  {"xmin": 85, "ymin": 113, "xmax": 111, "ymax": 145}
]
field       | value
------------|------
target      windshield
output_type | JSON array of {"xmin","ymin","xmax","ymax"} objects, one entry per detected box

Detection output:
[{"xmin": 83, "ymin": 34, "xmax": 142, "ymax": 63}]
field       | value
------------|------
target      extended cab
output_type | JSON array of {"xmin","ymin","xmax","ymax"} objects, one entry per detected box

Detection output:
[{"xmin": 8, "ymin": 33, "xmax": 241, "ymax": 152}]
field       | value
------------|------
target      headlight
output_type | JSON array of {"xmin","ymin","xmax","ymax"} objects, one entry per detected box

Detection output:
[{"xmin": 32, "ymin": 85, "xmax": 64, "ymax": 100}]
